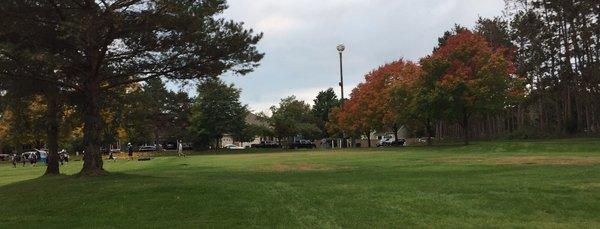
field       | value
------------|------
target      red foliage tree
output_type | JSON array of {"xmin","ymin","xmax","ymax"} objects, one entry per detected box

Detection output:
[
  {"xmin": 420, "ymin": 30, "xmax": 517, "ymax": 145},
  {"xmin": 329, "ymin": 59, "xmax": 421, "ymax": 147}
]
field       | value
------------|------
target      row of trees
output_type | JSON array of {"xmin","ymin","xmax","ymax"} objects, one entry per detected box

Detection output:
[
  {"xmin": 328, "ymin": 0, "xmax": 599, "ymax": 145},
  {"xmin": 0, "ymin": 67, "xmax": 344, "ymax": 158},
  {"xmin": 0, "ymin": 0, "xmax": 263, "ymax": 176},
  {"xmin": 434, "ymin": 0, "xmax": 599, "ymax": 140},
  {"xmin": 328, "ymin": 29, "xmax": 519, "ymax": 145},
  {"xmin": 267, "ymin": 88, "xmax": 341, "ymax": 144},
  {"xmin": 0, "ymin": 78, "xmax": 192, "ymax": 153},
  {"xmin": 0, "ymin": 0, "xmax": 596, "ymax": 176},
  {"xmin": 504, "ymin": 0, "xmax": 599, "ymax": 135}
]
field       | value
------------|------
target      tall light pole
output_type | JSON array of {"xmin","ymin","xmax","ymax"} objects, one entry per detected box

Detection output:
[
  {"xmin": 337, "ymin": 44, "xmax": 346, "ymax": 148},
  {"xmin": 337, "ymin": 44, "xmax": 345, "ymax": 108}
]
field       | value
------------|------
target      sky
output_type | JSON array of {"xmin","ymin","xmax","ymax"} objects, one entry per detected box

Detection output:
[{"xmin": 214, "ymin": 0, "xmax": 506, "ymax": 114}]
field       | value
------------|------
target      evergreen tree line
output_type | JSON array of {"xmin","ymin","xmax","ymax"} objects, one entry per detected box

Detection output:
[
  {"xmin": 511, "ymin": 0, "xmax": 598, "ymax": 136},
  {"xmin": 438, "ymin": 0, "xmax": 599, "ymax": 140}
]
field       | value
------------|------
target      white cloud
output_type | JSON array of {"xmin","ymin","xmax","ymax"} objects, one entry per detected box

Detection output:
[
  {"xmin": 256, "ymin": 15, "xmax": 302, "ymax": 34},
  {"xmin": 216, "ymin": 0, "xmax": 505, "ymax": 115}
]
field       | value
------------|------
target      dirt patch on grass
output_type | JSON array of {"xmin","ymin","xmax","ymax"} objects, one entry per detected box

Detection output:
[
  {"xmin": 429, "ymin": 156, "xmax": 600, "ymax": 165},
  {"xmin": 492, "ymin": 156, "xmax": 600, "ymax": 165},
  {"xmin": 571, "ymin": 183, "xmax": 600, "ymax": 190},
  {"xmin": 255, "ymin": 163, "xmax": 352, "ymax": 172}
]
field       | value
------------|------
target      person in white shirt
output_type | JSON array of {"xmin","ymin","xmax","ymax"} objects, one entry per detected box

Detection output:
[
  {"xmin": 178, "ymin": 140, "xmax": 186, "ymax": 157},
  {"xmin": 59, "ymin": 149, "xmax": 69, "ymax": 165}
]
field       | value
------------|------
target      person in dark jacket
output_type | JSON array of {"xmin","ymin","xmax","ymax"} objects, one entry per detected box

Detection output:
[
  {"xmin": 127, "ymin": 143, "xmax": 134, "ymax": 160},
  {"xmin": 11, "ymin": 153, "xmax": 19, "ymax": 168}
]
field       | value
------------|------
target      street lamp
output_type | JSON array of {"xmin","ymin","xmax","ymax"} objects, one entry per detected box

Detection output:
[
  {"xmin": 337, "ymin": 44, "xmax": 346, "ymax": 148},
  {"xmin": 337, "ymin": 44, "xmax": 345, "ymax": 108}
]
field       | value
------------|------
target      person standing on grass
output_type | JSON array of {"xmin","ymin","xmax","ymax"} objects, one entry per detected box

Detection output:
[
  {"xmin": 108, "ymin": 150, "xmax": 116, "ymax": 162},
  {"xmin": 29, "ymin": 153, "xmax": 37, "ymax": 167},
  {"xmin": 11, "ymin": 153, "xmax": 19, "ymax": 168},
  {"xmin": 59, "ymin": 149, "xmax": 68, "ymax": 165},
  {"xmin": 127, "ymin": 143, "xmax": 134, "ymax": 160},
  {"xmin": 178, "ymin": 140, "xmax": 186, "ymax": 157},
  {"xmin": 63, "ymin": 151, "xmax": 69, "ymax": 165},
  {"xmin": 40, "ymin": 150, "xmax": 47, "ymax": 166}
]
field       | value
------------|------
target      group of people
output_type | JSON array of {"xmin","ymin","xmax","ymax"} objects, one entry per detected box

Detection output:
[
  {"xmin": 9, "ymin": 141, "xmax": 188, "ymax": 167},
  {"xmin": 106, "ymin": 141, "xmax": 185, "ymax": 161},
  {"xmin": 10, "ymin": 149, "xmax": 69, "ymax": 168},
  {"xmin": 11, "ymin": 152, "xmax": 39, "ymax": 167},
  {"xmin": 107, "ymin": 143, "xmax": 136, "ymax": 161}
]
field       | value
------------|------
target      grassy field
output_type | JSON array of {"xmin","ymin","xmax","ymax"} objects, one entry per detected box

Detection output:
[{"xmin": 1, "ymin": 139, "xmax": 600, "ymax": 228}]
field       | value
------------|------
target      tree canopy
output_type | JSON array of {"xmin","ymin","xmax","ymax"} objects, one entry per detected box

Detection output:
[
  {"xmin": 0, "ymin": 0, "xmax": 263, "ymax": 175},
  {"xmin": 312, "ymin": 88, "xmax": 340, "ymax": 138},
  {"xmin": 188, "ymin": 79, "xmax": 248, "ymax": 149},
  {"xmin": 270, "ymin": 96, "xmax": 320, "ymax": 144},
  {"xmin": 420, "ymin": 30, "xmax": 518, "ymax": 144}
]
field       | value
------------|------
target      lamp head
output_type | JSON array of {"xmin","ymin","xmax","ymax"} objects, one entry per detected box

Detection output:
[{"xmin": 336, "ymin": 44, "xmax": 345, "ymax": 52}]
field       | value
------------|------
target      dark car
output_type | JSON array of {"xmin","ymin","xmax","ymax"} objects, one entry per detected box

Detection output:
[
  {"xmin": 0, "ymin": 154, "xmax": 10, "ymax": 161},
  {"xmin": 163, "ymin": 142, "xmax": 177, "ymax": 150},
  {"xmin": 181, "ymin": 143, "xmax": 193, "ymax": 150},
  {"xmin": 100, "ymin": 147, "xmax": 121, "ymax": 155},
  {"xmin": 290, "ymin": 140, "xmax": 316, "ymax": 149},
  {"xmin": 251, "ymin": 141, "xmax": 280, "ymax": 148},
  {"xmin": 139, "ymin": 145, "xmax": 158, "ymax": 152},
  {"xmin": 377, "ymin": 138, "xmax": 406, "ymax": 147}
]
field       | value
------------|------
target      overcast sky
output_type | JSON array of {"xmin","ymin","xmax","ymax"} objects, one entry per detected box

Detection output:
[{"xmin": 215, "ymin": 0, "xmax": 506, "ymax": 114}]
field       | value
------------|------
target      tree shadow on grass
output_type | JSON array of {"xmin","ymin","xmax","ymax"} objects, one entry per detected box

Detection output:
[{"xmin": 0, "ymin": 172, "xmax": 162, "ymax": 194}]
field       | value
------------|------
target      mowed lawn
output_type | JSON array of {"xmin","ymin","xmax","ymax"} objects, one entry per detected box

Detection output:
[{"xmin": 1, "ymin": 139, "xmax": 600, "ymax": 228}]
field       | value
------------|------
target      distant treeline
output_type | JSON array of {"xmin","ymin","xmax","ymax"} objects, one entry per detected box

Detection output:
[
  {"xmin": 445, "ymin": 0, "xmax": 600, "ymax": 139},
  {"xmin": 329, "ymin": 0, "xmax": 599, "ymax": 144}
]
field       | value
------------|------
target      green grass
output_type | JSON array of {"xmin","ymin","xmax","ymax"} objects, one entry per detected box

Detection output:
[{"xmin": 1, "ymin": 139, "xmax": 600, "ymax": 228}]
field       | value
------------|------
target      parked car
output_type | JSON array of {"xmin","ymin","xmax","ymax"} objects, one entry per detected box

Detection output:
[
  {"xmin": 99, "ymin": 147, "xmax": 121, "ymax": 155},
  {"xmin": 21, "ymin": 149, "xmax": 43, "ymax": 159},
  {"xmin": 0, "ymin": 154, "xmax": 10, "ymax": 161},
  {"xmin": 21, "ymin": 152, "xmax": 36, "ymax": 159},
  {"xmin": 163, "ymin": 142, "xmax": 177, "ymax": 150},
  {"xmin": 223, "ymin": 144, "xmax": 245, "ymax": 150},
  {"xmin": 377, "ymin": 138, "xmax": 406, "ymax": 147},
  {"xmin": 181, "ymin": 143, "xmax": 193, "ymax": 150},
  {"xmin": 139, "ymin": 145, "xmax": 158, "ymax": 152},
  {"xmin": 251, "ymin": 140, "xmax": 280, "ymax": 148},
  {"xmin": 290, "ymin": 140, "xmax": 316, "ymax": 149}
]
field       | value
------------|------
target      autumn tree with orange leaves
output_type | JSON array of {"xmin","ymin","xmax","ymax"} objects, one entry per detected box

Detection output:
[
  {"xmin": 329, "ymin": 31, "xmax": 517, "ymax": 147},
  {"xmin": 328, "ymin": 60, "xmax": 422, "ymax": 147},
  {"xmin": 378, "ymin": 60, "xmax": 422, "ymax": 142},
  {"xmin": 327, "ymin": 88, "xmax": 369, "ymax": 147},
  {"xmin": 420, "ymin": 30, "xmax": 517, "ymax": 145}
]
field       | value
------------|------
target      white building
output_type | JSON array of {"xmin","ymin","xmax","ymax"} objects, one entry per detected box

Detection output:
[{"xmin": 220, "ymin": 113, "xmax": 271, "ymax": 148}]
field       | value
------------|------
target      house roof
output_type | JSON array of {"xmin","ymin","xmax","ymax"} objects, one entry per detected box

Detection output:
[{"xmin": 245, "ymin": 113, "xmax": 269, "ymax": 127}]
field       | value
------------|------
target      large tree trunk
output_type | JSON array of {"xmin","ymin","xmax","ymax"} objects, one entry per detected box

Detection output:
[
  {"xmin": 79, "ymin": 80, "xmax": 106, "ymax": 176},
  {"xmin": 462, "ymin": 110, "xmax": 470, "ymax": 145},
  {"xmin": 365, "ymin": 131, "xmax": 371, "ymax": 148},
  {"xmin": 425, "ymin": 119, "xmax": 434, "ymax": 146},
  {"xmin": 392, "ymin": 124, "xmax": 399, "ymax": 142},
  {"xmin": 44, "ymin": 90, "xmax": 60, "ymax": 176}
]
